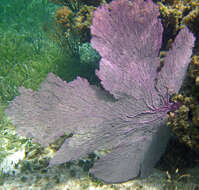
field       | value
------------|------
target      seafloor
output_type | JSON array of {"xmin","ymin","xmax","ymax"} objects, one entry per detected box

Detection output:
[{"xmin": 1, "ymin": 162, "xmax": 199, "ymax": 190}]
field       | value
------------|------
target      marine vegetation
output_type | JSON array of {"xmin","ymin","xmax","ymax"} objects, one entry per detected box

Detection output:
[
  {"xmin": 5, "ymin": 0, "xmax": 195, "ymax": 184},
  {"xmin": 0, "ymin": 0, "xmax": 60, "ymax": 103},
  {"xmin": 50, "ymin": 0, "xmax": 105, "ymax": 58},
  {"xmin": 157, "ymin": 0, "xmax": 199, "ymax": 49},
  {"xmin": 55, "ymin": 4, "xmax": 96, "ymax": 44},
  {"xmin": 48, "ymin": 0, "xmax": 106, "ymax": 11},
  {"xmin": 44, "ymin": 0, "xmax": 102, "ymax": 86}
]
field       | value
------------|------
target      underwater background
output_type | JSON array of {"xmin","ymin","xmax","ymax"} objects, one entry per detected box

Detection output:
[{"xmin": 0, "ymin": 0, "xmax": 199, "ymax": 189}]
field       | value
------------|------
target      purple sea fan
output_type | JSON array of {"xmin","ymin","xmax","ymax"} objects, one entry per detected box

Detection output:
[{"xmin": 5, "ymin": 0, "xmax": 195, "ymax": 183}]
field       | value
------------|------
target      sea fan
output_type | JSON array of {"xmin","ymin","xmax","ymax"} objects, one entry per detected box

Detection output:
[{"xmin": 5, "ymin": 0, "xmax": 195, "ymax": 183}]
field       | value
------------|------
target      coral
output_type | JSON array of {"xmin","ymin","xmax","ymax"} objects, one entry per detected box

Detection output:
[
  {"xmin": 157, "ymin": 0, "xmax": 199, "ymax": 49},
  {"xmin": 182, "ymin": 3, "xmax": 199, "ymax": 34},
  {"xmin": 189, "ymin": 56, "xmax": 199, "ymax": 80},
  {"xmin": 167, "ymin": 94, "xmax": 199, "ymax": 152},
  {"xmin": 183, "ymin": 8, "xmax": 199, "ymax": 53},
  {"xmin": 157, "ymin": 0, "xmax": 199, "ymax": 153},
  {"xmin": 55, "ymin": 6, "xmax": 73, "ymax": 27},
  {"xmin": 55, "ymin": 4, "xmax": 95, "ymax": 42},
  {"xmin": 192, "ymin": 106, "xmax": 199, "ymax": 127},
  {"xmin": 167, "ymin": 94, "xmax": 195, "ymax": 148},
  {"xmin": 167, "ymin": 79, "xmax": 199, "ymax": 153},
  {"xmin": 79, "ymin": 42, "xmax": 100, "ymax": 65},
  {"xmin": 53, "ymin": 3, "xmax": 96, "ymax": 58},
  {"xmin": 5, "ymin": 0, "xmax": 195, "ymax": 183},
  {"xmin": 51, "ymin": 0, "xmax": 108, "ymax": 58},
  {"xmin": 74, "ymin": 5, "xmax": 96, "ymax": 42}
]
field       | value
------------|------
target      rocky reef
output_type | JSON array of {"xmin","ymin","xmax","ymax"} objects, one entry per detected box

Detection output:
[{"xmin": 156, "ymin": 0, "xmax": 199, "ymax": 154}]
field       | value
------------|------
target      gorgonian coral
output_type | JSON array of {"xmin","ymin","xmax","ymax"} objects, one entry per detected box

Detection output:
[{"xmin": 5, "ymin": 0, "xmax": 195, "ymax": 183}]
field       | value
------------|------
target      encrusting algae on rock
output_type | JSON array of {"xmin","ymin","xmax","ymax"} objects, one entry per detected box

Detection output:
[
  {"xmin": 156, "ymin": 0, "xmax": 199, "ymax": 154},
  {"xmin": 54, "ymin": 0, "xmax": 103, "ymax": 44}
]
